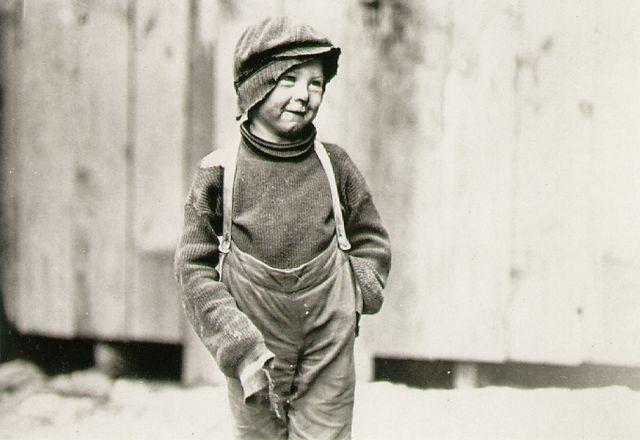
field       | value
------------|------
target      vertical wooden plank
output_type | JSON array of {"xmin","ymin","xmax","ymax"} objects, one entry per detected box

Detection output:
[
  {"xmin": 12, "ymin": 0, "xmax": 77, "ymax": 336},
  {"xmin": 508, "ymin": 0, "xmax": 598, "ymax": 365},
  {"xmin": 0, "ymin": 4, "xmax": 19, "ymax": 358},
  {"xmin": 340, "ymin": 0, "xmax": 444, "ymax": 359},
  {"xmin": 129, "ymin": 0, "xmax": 189, "ymax": 342},
  {"xmin": 418, "ymin": 0, "xmax": 516, "ymax": 362},
  {"xmin": 0, "ymin": 1, "xmax": 18, "ymax": 15},
  {"xmin": 0, "ymin": 4, "xmax": 18, "ymax": 328},
  {"xmin": 184, "ymin": 0, "xmax": 216, "ymax": 171},
  {"xmin": 72, "ymin": 0, "xmax": 129, "ymax": 337},
  {"xmin": 589, "ymin": 0, "xmax": 640, "ymax": 366}
]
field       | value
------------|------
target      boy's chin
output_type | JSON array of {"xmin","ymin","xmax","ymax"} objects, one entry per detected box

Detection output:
[{"xmin": 278, "ymin": 123, "xmax": 313, "ymax": 140}]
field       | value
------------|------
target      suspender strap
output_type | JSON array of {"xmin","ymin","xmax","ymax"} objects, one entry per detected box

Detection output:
[
  {"xmin": 219, "ymin": 140, "xmax": 351, "ymax": 254},
  {"xmin": 315, "ymin": 141, "xmax": 352, "ymax": 251},
  {"xmin": 219, "ymin": 143, "xmax": 239, "ymax": 255}
]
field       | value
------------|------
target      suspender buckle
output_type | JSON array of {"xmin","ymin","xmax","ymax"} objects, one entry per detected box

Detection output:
[
  {"xmin": 338, "ymin": 236, "xmax": 352, "ymax": 251},
  {"xmin": 336, "ymin": 225, "xmax": 351, "ymax": 251},
  {"xmin": 218, "ymin": 233, "xmax": 231, "ymax": 254}
]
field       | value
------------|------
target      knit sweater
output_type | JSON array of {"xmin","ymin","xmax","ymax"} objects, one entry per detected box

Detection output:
[{"xmin": 174, "ymin": 125, "xmax": 391, "ymax": 381}]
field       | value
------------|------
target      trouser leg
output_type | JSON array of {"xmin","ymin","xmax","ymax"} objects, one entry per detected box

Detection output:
[
  {"xmin": 287, "ymin": 259, "xmax": 358, "ymax": 440},
  {"xmin": 287, "ymin": 335, "xmax": 356, "ymax": 440},
  {"xmin": 227, "ymin": 377, "xmax": 288, "ymax": 440}
]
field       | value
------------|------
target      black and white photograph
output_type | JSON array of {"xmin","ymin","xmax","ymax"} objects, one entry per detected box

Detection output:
[{"xmin": 0, "ymin": 1, "xmax": 639, "ymax": 439}]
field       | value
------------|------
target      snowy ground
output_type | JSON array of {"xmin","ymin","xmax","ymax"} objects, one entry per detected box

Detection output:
[{"xmin": 1, "ymin": 362, "xmax": 639, "ymax": 439}]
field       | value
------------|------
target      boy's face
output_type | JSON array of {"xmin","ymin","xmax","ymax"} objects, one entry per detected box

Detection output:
[{"xmin": 249, "ymin": 58, "xmax": 325, "ymax": 143}]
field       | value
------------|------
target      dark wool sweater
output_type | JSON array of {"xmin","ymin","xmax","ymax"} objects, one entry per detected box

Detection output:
[{"xmin": 174, "ymin": 125, "xmax": 391, "ymax": 378}]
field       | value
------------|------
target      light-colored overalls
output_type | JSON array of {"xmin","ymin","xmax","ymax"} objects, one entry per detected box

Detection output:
[{"xmin": 219, "ymin": 140, "xmax": 362, "ymax": 440}]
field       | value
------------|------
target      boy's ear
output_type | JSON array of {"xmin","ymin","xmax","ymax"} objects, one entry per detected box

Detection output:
[{"xmin": 247, "ymin": 95, "xmax": 269, "ymax": 120}]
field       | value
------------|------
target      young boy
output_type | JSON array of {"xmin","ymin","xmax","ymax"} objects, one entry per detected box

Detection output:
[{"xmin": 175, "ymin": 16, "xmax": 391, "ymax": 439}]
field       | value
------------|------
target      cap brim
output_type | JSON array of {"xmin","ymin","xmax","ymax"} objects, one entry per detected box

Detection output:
[{"xmin": 273, "ymin": 45, "xmax": 340, "ymax": 59}]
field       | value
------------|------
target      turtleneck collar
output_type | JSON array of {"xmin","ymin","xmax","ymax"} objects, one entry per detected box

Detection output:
[{"xmin": 240, "ymin": 122, "xmax": 316, "ymax": 159}]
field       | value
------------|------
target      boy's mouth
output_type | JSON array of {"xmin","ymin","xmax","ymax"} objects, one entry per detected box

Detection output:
[{"xmin": 283, "ymin": 107, "xmax": 307, "ymax": 116}]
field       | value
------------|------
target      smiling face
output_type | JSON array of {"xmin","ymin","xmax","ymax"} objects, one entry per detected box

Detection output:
[{"xmin": 249, "ymin": 58, "xmax": 325, "ymax": 143}]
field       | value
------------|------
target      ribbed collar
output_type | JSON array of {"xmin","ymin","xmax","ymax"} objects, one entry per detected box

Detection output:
[{"xmin": 240, "ymin": 122, "xmax": 316, "ymax": 159}]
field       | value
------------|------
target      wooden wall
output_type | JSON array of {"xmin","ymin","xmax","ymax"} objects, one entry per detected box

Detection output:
[
  {"xmin": 0, "ymin": 0, "xmax": 187, "ymax": 343},
  {"xmin": 1, "ymin": 0, "xmax": 640, "ymax": 370},
  {"xmin": 352, "ymin": 0, "xmax": 640, "ymax": 367}
]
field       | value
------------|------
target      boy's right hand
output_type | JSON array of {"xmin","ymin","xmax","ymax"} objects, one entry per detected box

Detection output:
[
  {"xmin": 244, "ymin": 361, "xmax": 286, "ymax": 421},
  {"xmin": 262, "ymin": 363, "xmax": 287, "ymax": 421}
]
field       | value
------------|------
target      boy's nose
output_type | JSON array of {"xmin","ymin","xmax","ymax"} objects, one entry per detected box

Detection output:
[{"xmin": 291, "ymin": 83, "xmax": 309, "ymax": 102}]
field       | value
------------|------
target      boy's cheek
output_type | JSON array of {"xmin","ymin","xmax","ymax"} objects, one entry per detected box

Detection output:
[{"xmin": 279, "ymin": 112, "xmax": 296, "ymax": 122}]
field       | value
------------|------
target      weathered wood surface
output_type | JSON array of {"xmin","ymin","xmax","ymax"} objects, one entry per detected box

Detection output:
[
  {"xmin": 507, "ymin": 0, "xmax": 597, "ymax": 365},
  {"xmin": 496, "ymin": 0, "xmax": 640, "ymax": 366},
  {"xmin": 128, "ymin": 0, "xmax": 188, "ymax": 342},
  {"xmin": 2, "ymin": 0, "xmax": 640, "ymax": 370},
  {"xmin": 0, "ymin": 5, "xmax": 20, "ymax": 359},
  {"xmin": 9, "ymin": 2, "xmax": 74, "ymax": 336},
  {"xmin": 10, "ymin": 1, "xmax": 82, "ymax": 337},
  {"xmin": 338, "ymin": 0, "xmax": 640, "ymax": 367},
  {"xmin": 73, "ymin": 0, "xmax": 129, "ymax": 338},
  {"xmin": 7, "ymin": 0, "xmax": 129, "ymax": 339},
  {"xmin": 587, "ymin": 1, "xmax": 640, "ymax": 365},
  {"xmin": 0, "ymin": 0, "xmax": 182, "ymax": 342}
]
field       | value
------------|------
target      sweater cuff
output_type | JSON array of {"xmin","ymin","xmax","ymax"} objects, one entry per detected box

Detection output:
[
  {"xmin": 349, "ymin": 256, "xmax": 384, "ymax": 315},
  {"xmin": 237, "ymin": 343, "xmax": 275, "ymax": 403}
]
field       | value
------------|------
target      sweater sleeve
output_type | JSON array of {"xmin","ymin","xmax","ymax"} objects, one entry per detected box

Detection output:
[
  {"xmin": 328, "ymin": 145, "xmax": 392, "ymax": 315},
  {"xmin": 174, "ymin": 163, "xmax": 273, "ymax": 382}
]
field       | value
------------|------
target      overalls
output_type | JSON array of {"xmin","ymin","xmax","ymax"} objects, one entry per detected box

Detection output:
[{"xmin": 219, "ymin": 141, "xmax": 362, "ymax": 440}]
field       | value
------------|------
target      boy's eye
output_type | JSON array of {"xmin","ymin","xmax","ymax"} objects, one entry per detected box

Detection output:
[
  {"xmin": 279, "ymin": 75, "xmax": 296, "ymax": 84},
  {"xmin": 310, "ymin": 79, "xmax": 324, "ymax": 88}
]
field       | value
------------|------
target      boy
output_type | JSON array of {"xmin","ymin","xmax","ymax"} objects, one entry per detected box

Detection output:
[{"xmin": 175, "ymin": 16, "xmax": 391, "ymax": 439}]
